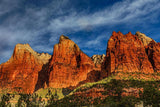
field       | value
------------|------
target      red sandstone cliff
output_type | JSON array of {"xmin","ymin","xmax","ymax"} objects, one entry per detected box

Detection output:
[
  {"xmin": 48, "ymin": 35, "xmax": 96, "ymax": 88},
  {"xmin": 135, "ymin": 31, "xmax": 160, "ymax": 72},
  {"xmin": 102, "ymin": 31, "xmax": 154, "ymax": 74},
  {"xmin": 0, "ymin": 31, "xmax": 160, "ymax": 93},
  {"xmin": 0, "ymin": 44, "xmax": 51, "ymax": 93}
]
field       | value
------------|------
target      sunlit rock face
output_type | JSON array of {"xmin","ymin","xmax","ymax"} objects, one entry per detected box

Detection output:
[
  {"xmin": 1, "ymin": 31, "xmax": 160, "ymax": 93},
  {"xmin": 136, "ymin": 32, "xmax": 160, "ymax": 73},
  {"xmin": 0, "ymin": 44, "xmax": 51, "ymax": 93},
  {"xmin": 135, "ymin": 31, "xmax": 154, "ymax": 46},
  {"xmin": 48, "ymin": 35, "xmax": 96, "ymax": 88},
  {"xmin": 91, "ymin": 54, "xmax": 105, "ymax": 69},
  {"xmin": 102, "ymin": 31, "xmax": 154, "ymax": 75}
]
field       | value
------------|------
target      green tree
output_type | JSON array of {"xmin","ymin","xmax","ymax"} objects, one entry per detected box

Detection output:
[
  {"xmin": 0, "ymin": 93, "xmax": 13, "ymax": 107},
  {"xmin": 141, "ymin": 84, "xmax": 160, "ymax": 107}
]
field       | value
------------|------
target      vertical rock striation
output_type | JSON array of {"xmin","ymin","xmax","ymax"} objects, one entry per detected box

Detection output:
[
  {"xmin": 146, "ymin": 41, "xmax": 160, "ymax": 72},
  {"xmin": 102, "ymin": 31, "xmax": 154, "ymax": 74},
  {"xmin": 48, "ymin": 35, "xmax": 95, "ymax": 88}
]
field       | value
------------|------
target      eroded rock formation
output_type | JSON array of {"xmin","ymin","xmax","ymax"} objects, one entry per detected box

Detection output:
[
  {"xmin": 102, "ymin": 31, "xmax": 154, "ymax": 74},
  {"xmin": 48, "ymin": 35, "xmax": 96, "ymax": 88},
  {"xmin": 91, "ymin": 54, "xmax": 105, "ymax": 68},
  {"xmin": 135, "ymin": 31, "xmax": 154, "ymax": 46},
  {"xmin": 0, "ymin": 31, "xmax": 160, "ymax": 93},
  {"xmin": 0, "ymin": 44, "xmax": 51, "ymax": 93},
  {"xmin": 146, "ymin": 41, "xmax": 160, "ymax": 72}
]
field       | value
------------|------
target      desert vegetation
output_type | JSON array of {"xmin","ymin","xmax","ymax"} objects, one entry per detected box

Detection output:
[{"xmin": 1, "ymin": 73, "xmax": 160, "ymax": 107}]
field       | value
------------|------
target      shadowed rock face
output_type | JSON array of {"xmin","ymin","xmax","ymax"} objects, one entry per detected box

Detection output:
[
  {"xmin": 102, "ymin": 31, "xmax": 154, "ymax": 74},
  {"xmin": 0, "ymin": 44, "xmax": 51, "ymax": 93},
  {"xmin": 48, "ymin": 35, "xmax": 95, "ymax": 88},
  {"xmin": 146, "ymin": 41, "xmax": 160, "ymax": 72}
]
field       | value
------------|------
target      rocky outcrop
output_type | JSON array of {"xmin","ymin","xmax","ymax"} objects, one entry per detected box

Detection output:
[
  {"xmin": 0, "ymin": 44, "xmax": 51, "ymax": 93},
  {"xmin": 136, "ymin": 31, "xmax": 160, "ymax": 72},
  {"xmin": 91, "ymin": 54, "xmax": 105, "ymax": 71},
  {"xmin": 1, "ymin": 31, "xmax": 160, "ymax": 94},
  {"xmin": 102, "ymin": 31, "xmax": 154, "ymax": 74},
  {"xmin": 135, "ymin": 31, "xmax": 154, "ymax": 46},
  {"xmin": 146, "ymin": 41, "xmax": 160, "ymax": 72},
  {"xmin": 91, "ymin": 54, "xmax": 105, "ymax": 67},
  {"xmin": 48, "ymin": 35, "xmax": 95, "ymax": 88}
]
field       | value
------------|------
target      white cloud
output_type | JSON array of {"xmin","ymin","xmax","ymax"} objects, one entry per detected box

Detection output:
[
  {"xmin": 32, "ymin": 45, "xmax": 53, "ymax": 54},
  {"xmin": 48, "ymin": 0, "xmax": 160, "ymax": 33},
  {"xmin": 86, "ymin": 34, "xmax": 107, "ymax": 46},
  {"xmin": 0, "ymin": 0, "xmax": 22, "ymax": 16},
  {"xmin": 47, "ymin": 0, "xmax": 160, "ymax": 51}
]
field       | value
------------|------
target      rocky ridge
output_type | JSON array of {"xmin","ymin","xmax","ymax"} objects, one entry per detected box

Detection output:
[
  {"xmin": 102, "ymin": 31, "xmax": 154, "ymax": 74},
  {"xmin": 0, "ymin": 44, "xmax": 51, "ymax": 93},
  {"xmin": 135, "ymin": 31, "xmax": 154, "ymax": 46},
  {"xmin": 0, "ymin": 31, "xmax": 160, "ymax": 94},
  {"xmin": 48, "ymin": 35, "xmax": 96, "ymax": 88}
]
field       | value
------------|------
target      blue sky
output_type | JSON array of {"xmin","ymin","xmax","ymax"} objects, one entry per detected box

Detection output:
[{"xmin": 0, "ymin": 0, "xmax": 160, "ymax": 64}]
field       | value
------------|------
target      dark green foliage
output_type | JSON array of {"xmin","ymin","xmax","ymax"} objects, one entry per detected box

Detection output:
[
  {"xmin": 50, "ymin": 79, "xmax": 160, "ymax": 107},
  {"xmin": 2, "ymin": 79, "xmax": 160, "ymax": 106},
  {"xmin": 45, "ymin": 89, "xmax": 61, "ymax": 107},
  {"xmin": 117, "ymin": 96, "xmax": 140, "ymax": 107},
  {"xmin": 16, "ymin": 93, "xmax": 44, "ymax": 107},
  {"xmin": 104, "ymin": 79, "xmax": 125, "ymax": 101},
  {"xmin": 16, "ymin": 94, "xmax": 32, "ymax": 107},
  {"xmin": 102, "ymin": 96, "xmax": 139, "ymax": 107},
  {"xmin": 140, "ymin": 84, "xmax": 160, "ymax": 107},
  {"xmin": 0, "ymin": 93, "xmax": 14, "ymax": 107},
  {"xmin": 101, "ymin": 79, "xmax": 141, "ymax": 107},
  {"xmin": 62, "ymin": 88, "xmax": 72, "ymax": 96}
]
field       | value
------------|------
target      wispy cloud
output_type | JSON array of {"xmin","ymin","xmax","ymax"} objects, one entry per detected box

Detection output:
[
  {"xmin": 48, "ymin": 0, "xmax": 160, "ymax": 32},
  {"xmin": 47, "ymin": 0, "xmax": 160, "ymax": 50},
  {"xmin": 0, "ymin": 0, "xmax": 22, "ymax": 16},
  {"xmin": 86, "ymin": 34, "xmax": 108, "ymax": 47}
]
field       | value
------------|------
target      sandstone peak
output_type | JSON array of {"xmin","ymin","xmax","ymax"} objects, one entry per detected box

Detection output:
[
  {"xmin": 135, "ymin": 31, "xmax": 154, "ymax": 46},
  {"xmin": 127, "ymin": 32, "xmax": 132, "ymax": 35},
  {"xmin": 1, "ymin": 31, "xmax": 160, "ymax": 94},
  {"xmin": 11, "ymin": 43, "xmax": 51, "ymax": 64},
  {"xmin": 14, "ymin": 43, "xmax": 38, "ymax": 56},
  {"xmin": 112, "ymin": 31, "xmax": 131, "ymax": 37},
  {"xmin": 103, "ymin": 32, "xmax": 154, "ymax": 74},
  {"xmin": 118, "ymin": 31, "xmax": 123, "ymax": 35},
  {"xmin": 55, "ymin": 35, "xmax": 80, "ymax": 54},
  {"xmin": 112, "ymin": 31, "xmax": 117, "ymax": 36},
  {"xmin": 59, "ymin": 35, "xmax": 70, "ymax": 43},
  {"xmin": 48, "ymin": 35, "xmax": 95, "ymax": 88},
  {"xmin": 0, "ymin": 43, "xmax": 51, "ymax": 93}
]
